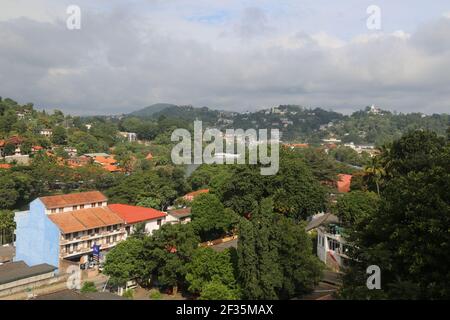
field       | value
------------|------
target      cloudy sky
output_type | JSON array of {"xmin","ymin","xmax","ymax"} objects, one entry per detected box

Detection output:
[{"xmin": 1, "ymin": 0, "xmax": 450, "ymax": 115}]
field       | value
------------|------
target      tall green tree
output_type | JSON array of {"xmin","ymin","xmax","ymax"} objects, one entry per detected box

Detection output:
[
  {"xmin": 185, "ymin": 247, "xmax": 240, "ymax": 299},
  {"xmin": 341, "ymin": 130, "xmax": 450, "ymax": 299},
  {"xmin": 237, "ymin": 198, "xmax": 322, "ymax": 299},
  {"xmin": 191, "ymin": 194, "xmax": 238, "ymax": 241},
  {"xmin": 103, "ymin": 237, "xmax": 145, "ymax": 287}
]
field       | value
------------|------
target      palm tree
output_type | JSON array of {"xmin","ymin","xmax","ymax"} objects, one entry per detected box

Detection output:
[{"xmin": 363, "ymin": 157, "xmax": 385, "ymax": 196}]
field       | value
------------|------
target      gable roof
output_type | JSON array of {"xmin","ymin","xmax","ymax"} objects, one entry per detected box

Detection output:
[
  {"xmin": 47, "ymin": 207, "xmax": 124, "ymax": 234},
  {"xmin": 168, "ymin": 207, "xmax": 192, "ymax": 218},
  {"xmin": 108, "ymin": 204, "xmax": 167, "ymax": 224},
  {"xmin": 183, "ymin": 189, "xmax": 209, "ymax": 200},
  {"xmin": 306, "ymin": 213, "xmax": 340, "ymax": 232},
  {"xmin": 39, "ymin": 191, "xmax": 107, "ymax": 209}
]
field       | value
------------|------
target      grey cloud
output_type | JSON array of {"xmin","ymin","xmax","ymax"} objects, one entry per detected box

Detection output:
[{"xmin": 0, "ymin": 7, "xmax": 449, "ymax": 115}]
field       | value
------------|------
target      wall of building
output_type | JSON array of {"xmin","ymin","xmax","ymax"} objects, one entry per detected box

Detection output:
[
  {"xmin": 144, "ymin": 219, "xmax": 164, "ymax": 234},
  {"xmin": 15, "ymin": 199, "xmax": 60, "ymax": 269},
  {"xmin": 44, "ymin": 201, "xmax": 107, "ymax": 215}
]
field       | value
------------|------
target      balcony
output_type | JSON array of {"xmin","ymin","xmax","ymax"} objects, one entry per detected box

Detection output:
[{"xmin": 60, "ymin": 229, "xmax": 125, "ymax": 245}]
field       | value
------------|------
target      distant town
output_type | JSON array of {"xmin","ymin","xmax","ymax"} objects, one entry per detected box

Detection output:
[{"xmin": 0, "ymin": 97, "xmax": 449, "ymax": 300}]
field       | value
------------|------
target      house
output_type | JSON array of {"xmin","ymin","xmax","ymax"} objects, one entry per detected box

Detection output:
[
  {"xmin": 183, "ymin": 189, "xmax": 209, "ymax": 202},
  {"xmin": 118, "ymin": 132, "xmax": 137, "ymax": 142},
  {"xmin": 337, "ymin": 174, "xmax": 352, "ymax": 193},
  {"xmin": 165, "ymin": 207, "xmax": 192, "ymax": 224},
  {"xmin": 14, "ymin": 191, "xmax": 126, "ymax": 271},
  {"xmin": 145, "ymin": 152, "xmax": 153, "ymax": 160},
  {"xmin": 40, "ymin": 129, "xmax": 53, "ymax": 137},
  {"xmin": 83, "ymin": 153, "xmax": 110, "ymax": 158},
  {"xmin": 31, "ymin": 145, "xmax": 44, "ymax": 153},
  {"xmin": 93, "ymin": 156, "xmax": 120, "ymax": 172},
  {"xmin": 0, "ymin": 164, "xmax": 12, "ymax": 170},
  {"xmin": 64, "ymin": 147, "xmax": 78, "ymax": 157},
  {"xmin": 306, "ymin": 213, "xmax": 348, "ymax": 272},
  {"xmin": 0, "ymin": 136, "xmax": 24, "ymax": 156},
  {"xmin": 108, "ymin": 204, "xmax": 167, "ymax": 236}
]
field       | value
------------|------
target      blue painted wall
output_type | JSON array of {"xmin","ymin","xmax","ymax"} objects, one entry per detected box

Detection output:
[{"xmin": 15, "ymin": 199, "xmax": 60, "ymax": 270}]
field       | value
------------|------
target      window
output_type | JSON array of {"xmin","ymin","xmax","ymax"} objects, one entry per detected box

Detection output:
[
  {"xmin": 88, "ymin": 240, "xmax": 92, "ymax": 249},
  {"xmin": 91, "ymin": 203, "xmax": 96, "ymax": 208},
  {"xmin": 58, "ymin": 207, "xmax": 64, "ymax": 213},
  {"xmin": 94, "ymin": 228, "xmax": 99, "ymax": 234},
  {"xmin": 80, "ymin": 204, "xmax": 84, "ymax": 209},
  {"xmin": 51, "ymin": 209, "xmax": 56, "ymax": 214},
  {"xmin": 72, "ymin": 205, "xmax": 77, "ymax": 211},
  {"xmin": 107, "ymin": 236, "xmax": 111, "ymax": 243},
  {"xmin": 88, "ymin": 229, "xmax": 93, "ymax": 235},
  {"xmin": 73, "ymin": 232, "xmax": 79, "ymax": 239},
  {"xmin": 157, "ymin": 219, "xmax": 162, "ymax": 226},
  {"xmin": 328, "ymin": 239, "xmax": 340, "ymax": 252},
  {"xmin": 97, "ymin": 202, "xmax": 103, "ymax": 207},
  {"xmin": 107, "ymin": 226, "xmax": 112, "ymax": 232},
  {"xmin": 113, "ymin": 235, "xmax": 117, "ymax": 242}
]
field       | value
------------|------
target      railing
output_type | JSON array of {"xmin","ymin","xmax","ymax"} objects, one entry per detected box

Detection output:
[{"xmin": 60, "ymin": 229, "xmax": 125, "ymax": 245}]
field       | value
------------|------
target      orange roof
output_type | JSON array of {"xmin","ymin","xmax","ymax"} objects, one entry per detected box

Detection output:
[
  {"xmin": 287, "ymin": 143, "xmax": 309, "ymax": 148},
  {"xmin": 48, "ymin": 207, "xmax": 124, "ymax": 234},
  {"xmin": 145, "ymin": 153, "xmax": 153, "ymax": 160},
  {"xmin": 183, "ymin": 189, "xmax": 209, "ymax": 200},
  {"xmin": 0, "ymin": 164, "xmax": 12, "ymax": 169},
  {"xmin": 108, "ymin": 204, "xmax": 166, "ymax": 224},
  {"xmin": 94, "ymin": 156, "xmax": 116, "ymax": 165},
  {"xmin": 337, "ymin": 174, "xmax": 352, "ymax": 193},
  {"xmin": 103, "ymin": 164, "xmax": 121, "ymax": 172},
  {"xmin": 39, "ymin": 191, "xmax": 107, "ymax": 209}
]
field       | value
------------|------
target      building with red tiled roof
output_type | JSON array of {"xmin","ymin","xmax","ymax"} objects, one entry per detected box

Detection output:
[
  {"xmin": 0, "ymin": 163, "xmax": 12, "ymax": 169},
  {"xmin": 145, "ymin": 153, "xmax": 153, "ymax": 160},
  {"xmin": 183, "ymin": 189, "xmax": 210, "ymax": 201},
  {"xmin": 47, "ymin": 207, "xmax": 124, "ymax": 234},
  {"xmin": 337, "ymin": 174, "xmax": 352, "ymax": 193},
  {"xmin": 15, "ymin": 191, "xmax": 124, "ymax": 269},
  {"xmin": 108, "ymin": 204, "xmax": 167, "ymax": 235},
  {"xmin": 40, "ymin": 191, "xmax": 108, "ymax": 212}
]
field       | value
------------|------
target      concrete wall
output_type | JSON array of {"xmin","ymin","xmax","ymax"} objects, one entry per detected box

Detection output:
[
  {"xmin": 15, "ymin": 199, "xmax": 60, "ymax": 269},
  {"xmin": 144, "ymin": 219, "xmax": 164, "ymax": 234}
]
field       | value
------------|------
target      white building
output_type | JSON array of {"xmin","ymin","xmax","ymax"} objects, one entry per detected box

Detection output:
[
  {"xmin": 165, "ymin": 208, "xmax": 192, "ymax": 224},
  {"xmin": 107, "ymin": 204, "xmax": 167, "ymax": 237},
  {"xmin": 40, "ymin": 129, "xmax": 53, "ymax": 137},
  {"xmin": 306, "ymin": 213, "xmax": 349, "ymax": 272}
]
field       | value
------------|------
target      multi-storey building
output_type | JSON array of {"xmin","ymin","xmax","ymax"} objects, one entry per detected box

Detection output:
[{"xmin": 15, "ymin": 191, "xmax": 126, "ymax": 270}]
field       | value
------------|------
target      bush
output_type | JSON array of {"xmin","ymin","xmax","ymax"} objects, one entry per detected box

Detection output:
[
  {"xmin": 122, "ymin": 289, "xmax": 134, "ymax": 299},
  {"xmin": 149, "ymin": 289, "xmax": 162, "ymax": 300},
  {"xmin": 80, "ymin": 281, "xmax": 97, "ymax": 293}
]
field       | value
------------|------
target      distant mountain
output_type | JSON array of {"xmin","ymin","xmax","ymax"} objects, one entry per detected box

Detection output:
[
  {"xmin": 129, "ymin": 103, "xmax": 178, "ymax": 117},
  {"xmin": 128, "ymin": 104, "xmax": 223, "ymax": 125}
]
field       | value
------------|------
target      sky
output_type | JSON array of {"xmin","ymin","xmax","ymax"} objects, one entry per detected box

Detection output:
[{"xmin": 0, "ymin": 0, "xmax": 450, "ymax": 115}]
